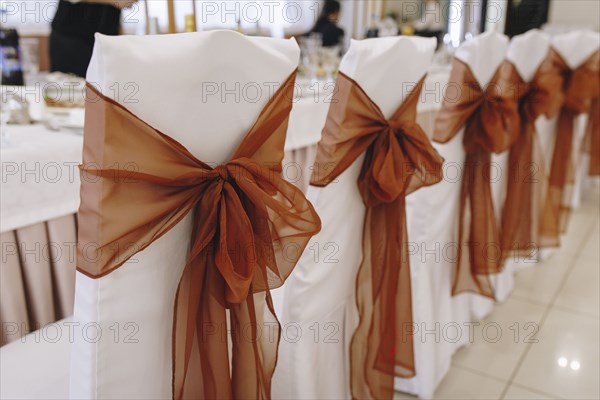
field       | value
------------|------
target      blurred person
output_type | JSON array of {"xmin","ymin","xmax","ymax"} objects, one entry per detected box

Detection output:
[
  {"xmin": 505, "ymin": 0, "xmax": 550, "ymax": 37},
  {"xmin": 309, "ymin": 0, "xmax": 344, "ymax": 47},
  {"xmin": 414, "ymin": 0, "xmax": 445, "ymax": 42},
  {"xmin": 50, "ymin": 0, "xmax": 137, "ymax": 77}
]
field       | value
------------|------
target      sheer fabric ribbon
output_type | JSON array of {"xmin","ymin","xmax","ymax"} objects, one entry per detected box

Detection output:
[
  {"xmin": 77, "ymin": 73, "xmax": 321, "ymax": 399},
  {"xmin": 310, "ymin": 72, "xmax": 444, "ymax": 399},
  {"xmin": 585, "ymin": 97, "xmax": 600, "ymax": 176},
  {"xmin": 539, "ymin": 50, "xmax": 599, "ymax": 247},
  {"xmin": 433, "ymin": 60, "xmax": 520, "ymax": 299},
  {"xmin": 500, "ymin": 53, "xmax": 564, "ymax": 259}
]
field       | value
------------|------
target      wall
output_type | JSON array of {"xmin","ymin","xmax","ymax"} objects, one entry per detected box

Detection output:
[{"xmin": 547, "ymin": 0, "xmax": 600, "ymax": 31}]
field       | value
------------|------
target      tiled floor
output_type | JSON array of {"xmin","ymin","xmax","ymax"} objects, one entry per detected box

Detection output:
[{"xmin": 396, "ymin": 184, "xmax": 600, "ymax": 400}]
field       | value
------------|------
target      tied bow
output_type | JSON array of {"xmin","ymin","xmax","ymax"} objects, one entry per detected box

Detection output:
[
  {"xmin": 78, "ymin": 74, "xmax": 321, "ymax": 400},
  {"xmin": 359, "ymin": 119, "xmax": 444, "ymax": 206},
  {"xmin": 540, "ymin": 50, "xmax": 600, "ymax": 246},
  {"xmin": 311, "ymin": 72, "xmax": 444, "ymax": 400},
  {"xmin": 500, "ymin": 55, "xmax": 565, "ymax": 259},
  {"xmin": 433, "ymin": 59, "xmax": 520, "ymax": 299}
]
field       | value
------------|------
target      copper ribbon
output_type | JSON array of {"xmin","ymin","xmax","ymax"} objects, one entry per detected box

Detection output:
[
  {"xmin": 77, "ymin": 73, "xmax": 321, "ymax": 399},
  {"xmin": 539, "ymin": 50, "xmax": 599, "ymax": 247},
  {"xmin": 585, "ymin": 96, "xmax": 600, "ymax": 176},
  {"xmin": 310, "ymin": 72, "xmax": 444, "ymax": 399},
  {"xmin": 581, "ymin": 50, "xmax": 600, "ymax": 178},
  {"xmin": 500, "ymin": 53, "xmax": 565, "ymax": 259},
  {"xmin": 433, "ymin": 60, "xmax": 520, "ymax": 299}
]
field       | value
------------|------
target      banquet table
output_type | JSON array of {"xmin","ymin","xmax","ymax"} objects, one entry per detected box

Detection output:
[{"xmin": 0, "ymin": 124, "xmax": 81, "ymax": 346}]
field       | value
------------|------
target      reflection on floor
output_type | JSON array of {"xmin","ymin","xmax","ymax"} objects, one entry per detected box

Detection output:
[{"xmin": 396, "ymin": 184, "xmax": 600, "ymax": 400}]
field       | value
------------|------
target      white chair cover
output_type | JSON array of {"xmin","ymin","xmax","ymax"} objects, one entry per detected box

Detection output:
[
  {"xmin": 394, "ymin": 32, "xmax": 510, "ymax": 398},
  {"xmin": 499, "ymin": 30, "xmax": 551, "ymax": 274},
  {"xmin": 536, "ymin": 30, "xmax": 599, "ymax": 261},
  {"xmin": 506, "ymin": 29, "xmax": 551, "ymax": 83},
  {"xmin": 272, "ymin": 36, "xmax": 436, "ymax": 399},
  {"xmin": 554, "ymin": 31, "xmax": 600, "ymax": 209},
  {"xmin": 70, "ymin": 31, "xmax": 299, "ymax": 399}
]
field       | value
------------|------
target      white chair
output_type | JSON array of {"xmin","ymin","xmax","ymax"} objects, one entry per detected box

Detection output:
[
  {"xmin": 70, "ymin": 30, "xmax": 300, "ymax": 399},
  {"xmin": 394, "ymin": 31, "xmax": 511, "ymax": 398},
  {"xmin": 272, "ymin": 36, "xmax": 436, "ymax": 399},
  {"xmin": 495, "ymin": 29, "xmax": 552, "ymax": 284},
  {"xmin": 550, "ymin": 31, "xmax": 599, "ymax": 210}
]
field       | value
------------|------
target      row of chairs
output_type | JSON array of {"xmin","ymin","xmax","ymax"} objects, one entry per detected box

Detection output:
[
  {"xmin": 1, "ymin": 29, "xmax": 598, "ymax": 400},
  {"xmin": 274, "ymin": 29, "xmax": 599, "ymax": 399}
]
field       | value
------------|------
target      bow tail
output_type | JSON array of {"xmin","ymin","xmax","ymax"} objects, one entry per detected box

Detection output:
[
  {"xmin": 172, "ymin": 249, "xmax": 276, "ymax": 400},
  {"xmin": 228, "ymin": 213, "xmax": 281, "ymax": 399},
  {"xmin": 173, "ymin": 249, "xmax": 230, "ymax": 400},
  {"xmin": 586, "ymin": 98, "xmax": 600, "ymax": 176},
  {"xmin": 230, "ymin": 293, "xmax": 271, "ymax": 400},
  {"xmin": 453, "ymin": 147, "xmax": 499, "ymax": 299},
  {"xmin": 501, "ymin": 118, "xmax": 536, "ymax": 260},
  {"xmin": 539, "ymin": 107, "xmax": 576, "ymax": 246},
  {"xmin": 350, "ymin": 199, "xmax": 415, "ymax": 400}
]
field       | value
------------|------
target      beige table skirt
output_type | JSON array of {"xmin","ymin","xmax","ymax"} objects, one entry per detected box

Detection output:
[{"xmin": 1, "ymin": 215, "xmax": 77, "ymax": 346}]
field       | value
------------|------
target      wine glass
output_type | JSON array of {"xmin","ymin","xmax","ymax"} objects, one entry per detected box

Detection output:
[{"xmin": 322, "ymin": 46, "xmax": 340, "ymax": 83}]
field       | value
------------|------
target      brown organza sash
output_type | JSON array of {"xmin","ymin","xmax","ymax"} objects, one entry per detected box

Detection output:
[
  {"xmin": 539, "ymin": 50, "xmax": 599, "ymax": 247},
  {"xmin": 585, "ymin": 96, "xmax": 600, "ymax": 176},
  {"xmin": 310, "ymin": 72, "xmax": 444, "ymax": 399},
  {"xmin": 581, "ymin": 51, "xmax": 600, "ymax": 177},
  {"xmin": 500, "ymin": 53, "xmax": 565, "ymax": 260},
  {"xmin": 77, "ymin": 72, "xmax": 321, "ymax": 399},
  {"xmin": 433, "ymin": 59, "xmax": 520, "ymax": 299}
]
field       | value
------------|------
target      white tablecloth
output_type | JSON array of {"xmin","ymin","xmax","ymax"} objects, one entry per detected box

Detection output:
[{"xmin": 0, "ymin": 125, "xmax": 83, "ymax": 233}]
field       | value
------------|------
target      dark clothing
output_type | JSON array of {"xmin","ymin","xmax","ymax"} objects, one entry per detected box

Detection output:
[
  {"xmin": 504, "ymin": 0, "xmax": 550, "ymax": 38},
  {"xmin": 50, "ymin": 0, "xmax": 121, "ymax": 77},
  {"xmin": 311, "ymin": 19, "xmax": 344, "ymax": 47}
]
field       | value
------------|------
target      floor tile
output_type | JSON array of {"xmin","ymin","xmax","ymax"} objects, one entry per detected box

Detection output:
[
  {"xmin": 433, "ymin": 367, "xmax": 506, "ymax": 399},
  {"xmin": 511, "ymin": 250, "xmax": 574, "ymax": 306},
  {"xmin": 578, "ymin": 220, "xmax": 600, "ymax": 260},
  {"xmin": 512, "ymin": 308, "xmax": 600, "ymax": 400},
  {"xmin": 560, "ymin": 188, "xmax": 600, "ymax": 255},
  {"xmin": 431, "ymin": 185, "xmax": 599, "ymax": 400},
  {"xmin": 452, "ymin": 297, "xmax": 546, "ymax": 381},
  {"xmin": 554, "ymin": 242, "xmax": 600, "ymax": 318},
  {"xmin": 502, "ymin": 384, "xmax": 558, "ymax": 399}
]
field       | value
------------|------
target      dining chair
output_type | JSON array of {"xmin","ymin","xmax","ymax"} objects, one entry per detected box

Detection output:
[
  {"xmin": 273, "ymin": 35, "xmax": 438, "ymax": 400},
  {"xmin": 396, "ymin": 31, "xmax": 512, "ymax": 398}
]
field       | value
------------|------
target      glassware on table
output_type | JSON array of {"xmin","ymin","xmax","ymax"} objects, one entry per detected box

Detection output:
[
  {"xmin": 19, "ymin": 37, "xmax": 39, "ymax": 85},
  {"xmin": 321, "ymin": 46, "xmax": 340, "ymax": 82},
  {"xmin": 299, "ymin": 34, "xmax": 323, "ymax": 83}
]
